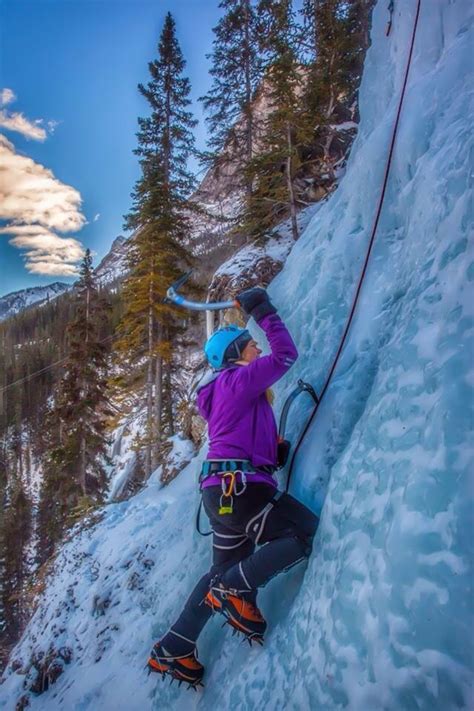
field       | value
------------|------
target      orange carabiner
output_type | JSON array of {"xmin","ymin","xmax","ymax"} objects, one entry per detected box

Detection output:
[{"xmin": 221, "ymin": 471, "xmax": 236, "ymax": 498}]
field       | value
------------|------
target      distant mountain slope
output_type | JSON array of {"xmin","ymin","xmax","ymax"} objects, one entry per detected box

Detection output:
[
  {"xmin": 0, "ymin": 236, "xmax": 129, "ymax": 323},
  {"xmin": 0, "ymin": 282, "xmax": 70, "ymax": 322},
  {"xmin": 94, "ymin": 235, "xmax": 129, "ymax": 287}
]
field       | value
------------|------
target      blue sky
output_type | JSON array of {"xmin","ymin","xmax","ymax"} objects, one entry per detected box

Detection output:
[{"xmin": 0, "ymin": 0, "xmax": 223, "ymax": 296}]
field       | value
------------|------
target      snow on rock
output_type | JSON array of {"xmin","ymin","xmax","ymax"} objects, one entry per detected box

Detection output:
[
  {"xmin": 1, "ymin": 2, "xmax": 473, "ymax": 709},
  {"xmin": 160, "ymin": 435, "xmax": 197, "ymax": 486},
  {"xmin": 329, "ymin": 121, "xmax": 358, "ymax": 132},
  {"xmin": 208, "ymin": 203, "xmax": 322, "ymax": 301}
]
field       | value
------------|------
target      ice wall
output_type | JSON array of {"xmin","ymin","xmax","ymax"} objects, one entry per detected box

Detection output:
[{"xmin": 1, "ymin": 1, "xmax": 472, "ymax": 709}]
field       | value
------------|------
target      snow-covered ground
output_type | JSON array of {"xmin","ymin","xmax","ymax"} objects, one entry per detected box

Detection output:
[{"xmin": 1, "ymin": 1, "xmax": 473, "ymax": 709}]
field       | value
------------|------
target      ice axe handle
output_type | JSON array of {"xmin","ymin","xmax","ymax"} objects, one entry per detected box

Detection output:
[{"xmin": 166, "ymin": 271, "xmax": 241, "ymax": 311}]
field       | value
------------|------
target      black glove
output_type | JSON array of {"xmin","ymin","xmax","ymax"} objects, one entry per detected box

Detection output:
[{"xmin": 236, "ymin": 287, "xmax": 277, "ymax": 321}]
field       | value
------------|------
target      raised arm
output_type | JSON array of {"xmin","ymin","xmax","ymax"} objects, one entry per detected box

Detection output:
[{"xmin": 228, "ymin": 289, "xmax": 298, "ymax": 399}]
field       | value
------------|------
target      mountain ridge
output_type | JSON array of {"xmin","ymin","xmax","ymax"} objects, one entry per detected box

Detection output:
[{"xmin": 0, "ymin": 282, "xmax": 70, "ymax": 322}]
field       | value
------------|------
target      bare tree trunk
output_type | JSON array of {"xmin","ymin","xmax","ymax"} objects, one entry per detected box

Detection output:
[
  {"xmin": 323, "ymin": 129, "xmax": 336, "ymax": 181},
  {"xmin": 286, "ymin": 122, "xmax": 299, "ymax": 241},
  {"xmin": 321, "ymin": 46, "xmax": 338, "ymax": 184},
  {"xmin": 243, "ymin": 0, "xmax": 255, "ymax": 244},
  {"xmin": 146, "ymin": 288, "xmax": 154, "ymax": 476},
  {"xmin": 243, "ymin": 0, "xmax": 253, "ymax": 192},
  {"xmin": 313, "ymin": 0, "xmax": 319, "ymax": 55},
  {"xmin": 25, "ymin": 430, "xmax": 31, "ymax": 487},
  {"xmin": 17, "ymin": 427, "xmax": 23, "ymax": 480},
  {"xmin": 85, "ymin": 286, "xmax": 90, "ymax": 340},
  {"xmin": 154, "ymin": 351, "xmax": 163, "ymax": 466},
  {"xmin": 79, "ymin": 435, "xmax": 87, "ymax": 495},
  {"xmin": 0, "ymin": 331, "xmax": 5, "ymax": 416},
  {"xmin": 79, "ymin": 286, "xmax": 91, "ymax": 495},
  {"xmin": 165, "ymin": 361, "xmax": 174, "ymax": 437}
]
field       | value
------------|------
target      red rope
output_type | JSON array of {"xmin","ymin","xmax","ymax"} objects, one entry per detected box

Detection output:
[{"xmin": 286, "ymin": 0, "xmax": 422, "ymax": 493}]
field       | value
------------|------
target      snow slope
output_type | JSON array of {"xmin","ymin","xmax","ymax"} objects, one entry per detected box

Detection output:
[{"xmin": 1, "ymin": 1, "xmax": 473, "ymax": 709}]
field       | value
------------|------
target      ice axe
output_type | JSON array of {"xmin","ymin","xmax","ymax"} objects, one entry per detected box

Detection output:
[{"xmin": 165, "ymin": 271, "xmax": 239, "ymax": 312}]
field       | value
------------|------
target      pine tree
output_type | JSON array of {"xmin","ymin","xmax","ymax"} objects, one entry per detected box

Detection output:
[
  {"xmin": 200, "ymin": 0, "xmax": 264, "ymax": 197},
  {"xmin": 0, "ymin": 474, "xmax": 31, "ymax": 648},
  {"xmin": 117, "ymin": 12, "xmax": 196, "ymax": 476},
  {"xmin": 0, "ymin": 447, "xmax": 7, "ymax": 642},
  {"xmin": 37, "ymin": 250, "xmax": 112, "ymax": 561},
  {"xmin": 36, "ymin": 409, "xmax": 76, "ymax": 562},
  {"xmin": 300, "ymin": 0, "xmax": 375, "ymax": 182},
  {"xmin": 242, "ymin": 0, "xmax": 308, "ymax": 242}
]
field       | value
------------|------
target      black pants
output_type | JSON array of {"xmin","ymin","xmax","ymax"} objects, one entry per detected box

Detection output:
[{"xmin": 163, "ymin": 484, "xmax": 319, "ymax": 654}]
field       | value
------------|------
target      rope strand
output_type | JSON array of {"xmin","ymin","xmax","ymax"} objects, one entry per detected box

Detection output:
[{"xmin": 286, "ymin": 0, "xmax": 422, "ymax": 493}]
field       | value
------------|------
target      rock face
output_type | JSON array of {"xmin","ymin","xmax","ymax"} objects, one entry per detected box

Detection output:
[
  {"xmin": 185, "ymin": 82, "xmax": 273, "ymax": 259},
  {"xmin": 93, "ymin": 235, "xmax": 130, "ymax": 287},
  {"xmin": 207, "ymin": 202, "xmax": 322, "ymax": 318},
  {"xmin": 0, "ymin": 282, "xmax": 70, "ymax": 322},
  {"xmin": 187, "ymin": 72, "xmax": 358, "ymax": 263}
]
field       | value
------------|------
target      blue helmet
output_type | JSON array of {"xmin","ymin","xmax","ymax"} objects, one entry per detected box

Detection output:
[{"xmin": 204, "ymin": 324, "xmax": 252, "ymax": 369}]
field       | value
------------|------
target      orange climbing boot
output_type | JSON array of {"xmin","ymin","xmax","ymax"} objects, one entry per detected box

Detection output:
[
  {"xmin": 205, "ymin": 582, "xmax": 266, "ymax": 644},
  {"xmin": 147, "ymin": 640, "xmax": 204, "ymax": 689}
]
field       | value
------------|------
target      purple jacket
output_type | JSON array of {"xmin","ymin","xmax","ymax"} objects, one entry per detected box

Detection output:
[{"xmin": 197, "ymin": 314, "xmax": 298, "ymax": 476}]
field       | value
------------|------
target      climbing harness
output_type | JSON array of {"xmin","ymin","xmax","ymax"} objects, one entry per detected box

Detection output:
[{"xmin": 285, "ymin": 0, "xmax": 422, "ymax": 494}]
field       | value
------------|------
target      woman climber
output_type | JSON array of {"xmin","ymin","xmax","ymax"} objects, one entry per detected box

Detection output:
[{"xmin": 147, "ymin": 287, "xmax": 319, "ymax": 688}]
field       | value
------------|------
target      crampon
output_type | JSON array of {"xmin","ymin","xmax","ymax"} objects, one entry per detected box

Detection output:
[
  {"xmin": 147, "ymin": 641, "xmax": 204, "ymax": 690},
  {"xmin": 205, "ymin": 582, "xmax": 266, "ymax": 645}
]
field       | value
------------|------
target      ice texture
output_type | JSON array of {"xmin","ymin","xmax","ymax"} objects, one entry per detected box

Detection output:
[{"xmin": 1, "ymin": 1, "xmax": 473, "ymax": 709}]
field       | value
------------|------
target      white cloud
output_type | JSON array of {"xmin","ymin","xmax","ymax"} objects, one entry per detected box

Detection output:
[
  {"xmin": 0, "ymin": 135, "xmax": 86, "ymax": 275},
  {"xmin": 0, "ymin": 135, "xmax": 85, "ymax": 231},
  {"xmin": 0, "ymin": 88, "xmax": 16, "ymax": 106},
  {"xmin": 0, "ymin": 89, "xmax": 58, "ymax": 141},
  {"xmin": 7, "ymin": 232, "xmax": 85, "ymax": 276},
  {"xmin": 0, "ymin": 109, "xmax": 47, "ymax": 141},
  {"xmin": 93, "ymin": 213, "xmax": 101, "ymax": 222}
]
